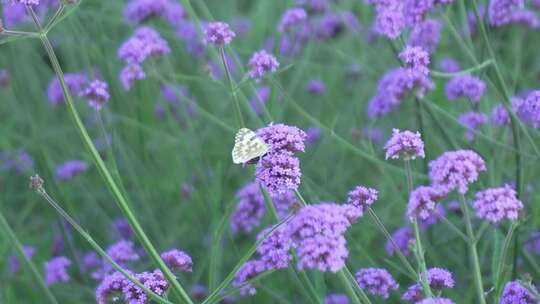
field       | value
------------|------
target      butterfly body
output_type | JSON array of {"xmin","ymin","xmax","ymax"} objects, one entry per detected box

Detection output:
[{"xmin": 232, "ymin": 128, "xmax": 269, "ymax": 164}]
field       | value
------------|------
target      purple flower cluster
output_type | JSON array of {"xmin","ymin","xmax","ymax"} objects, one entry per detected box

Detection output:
[
  {"xmin": 96, "ymin": 269, "xmax": 169, "ymax": 304},
  {"xmin": 233, "ymin": 260, "xmax": 266, "ymax": 296},
  {"xmin": 490, "ymin": 97, "xmax": 523, "ymax": 126},
  {"xmin": 489, "ymin": 0, "xmax": 539, "ymax": 28},
  {"xmin": 306, "ymin": 79, "xmax": 326, "ymax": 95},
  {"xmin": 257, "ymin": 123, "xmax": 307, "ymax": 153},
  {"xmin": 408, "ymin": 19, "xmax": 442, "ymax": 53},
  {"xmin": 92, "ymin": 240, "xmax": 140, "ymax": 280},
  {"xmin": 8, "ymin": 245, "xmax": 35, "ymax": 273},
  {"xmin": 399, "ymin": 46, "xmax": 430, "ymax": 76},
  {"xmin": 325, "ymin": 294, "xmax": 349, "ymax": 304},
  {"xmin": 204, "ymin": 21, "xmax": 236, "ymax": 46},
  {"xmin": 385, "ymin": 226, "xmax": 413, "ymax": 256},
  {"xmin": 1, "ymin": 149, "xmax": 34, "ymax": 174},
  {"xmin": 518, "ymin": 90, "xmax": 540, "ymax": 128},
  {"xmin": 124, "ymin": 0, "xmax": 184, "ymax": 25},
  {"xmin": 384, "ymin": 129, "xmax": 425, "ymax": 160},
  {"xmin": 439, "ymin": 58, "xmax": 461, "ymax": 73},
  {"xmin": 47, "ymin": 73, "xmax": 87, "ymax": 105},
  {"xmin": 44, "ymin": 256, "xmax": 71, "ymax": 285},
  {"xmin": 428, "ymin": 150, "xmax": 486, "ymax": 194},
  {"xmin": 346, "ymin": 185, "xmax": 378, "ymax": 215},
  {"xmin": 278, "ymin": 8, "xmax": 308, "ymax": 33},
  {"xmin": 407, "ymin": 186, "xmax": 447, "ymax": 220},
  {"xmin": 256, "ymin": 226, "xmax": 292, "ymax": 269},
  {"xmin": 426, "ymin": 267, "xmax": 455, "ymax": 289},
  {"xmin": 161, "ymin": 249, "xmax": 193, "ymax": 272},
  {"xmin": 500, "ymin": 281, "xmax": 538, "ymax": 304},
  {"xmin": 118, "ymin": 27, "xmax": 170, "ymax": 90},
  {"xmin": 113, "ymin": 218, "xmax": 134, "ymax": 239},
  {"xmin": 445, "ymin": 75, "xmax": 486, "ymax": 103},
  {"xmin": 248, "ymin": 50, "xmax": 280, "ymax": 79},
  {"xmin": 416, "ymin": 298, "xmax": 455, "ymax": 304},
  {"xmin": 82, "ymin": 79, "xmax": 110, "ymax": 111},
  {"xmin": 473, "ymin": 184, "xmax": 523, "ymax": 223},
  {"xmin": 458, "ymin": 111, "xmax": 487, "ymax": 141},
  {"xmin": 56, "ymin": 160, "xmax": 89, "ymax": 181},
  {"xmin": 355, "ymin": 268, "xmax": 399, "ymax": 298}
]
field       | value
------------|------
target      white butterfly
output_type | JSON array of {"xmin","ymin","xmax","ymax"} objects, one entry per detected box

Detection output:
[{"xmin": 232, "ymin": 128, "xmax": 269, "ymax": 164}]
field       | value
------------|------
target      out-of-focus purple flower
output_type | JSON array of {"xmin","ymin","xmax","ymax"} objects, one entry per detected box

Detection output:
[
  {"xmin": 81, "ymin": 251, "xmax": 100, "ymax": 272},
  {"xmin": 297, "ymin": 0, "xmax": 329, "ymax": 12},
  {"xmin": 2, "ymin": 149, "xmax": 34, "ymax": 174},
  {"xmin": 8, "ymin": 245, "xmax": 35, "ymax": 273},
  {"xmin": 426, "ymin": 267, "xmax": 455, "ymax": 289},
  {"xmin": 124, "ymin": 0, "xmax": 172, "ymax": 24},
  {"xmin": 526, "ymin": 230, "xmax": 540, "ymax": 254},
  {"xmin": 249, "ymin": 86, "xmax": 270, "ymax": 115},
  {"xmin": 164, "ymin": 2, "xmax": 185, "ymax": 26},
  {"xmin": 490, "ymin": 97, "xmax": 523, "ymax": 126},
  {"xmin": 428, "ymin": 150, "xmax": 486, "ymax": 194},
  {"xmin": 402, "ymin": 283, "xmax": 423, "ymax": 301},
  {"xmin": 314, "ymin": 13, "xmax": 346, "ymax": 40},
  {"xmin": 403, "ymin": 0, "xmax": 436, "ymax": 25},
  {"xmin": 373, "ymin": 6, "xmax": 406, "ymax": 39},
  {"xmin": 82, "ymin": 80, "xmax": 110, "ymax": 111},
  {"xmin": 407, "ymin": 186, "xmax": 447, "ymax": 220},
  {"xmin": 445, "ymin": 75, "xmax": 486, "ymax": 103},
  {"xmin": 355, "ymin": 268, "xmax": 399, "ymax": 298},
  {"xmin": 385, "ymin": 226, "xmax": 413, "ymax": 256},
  {"xmin": 287, "ymin": 203, "xmax": 361, "ymax": 272},
  {"xmin": 347, "ymin": 185, "xmax": 378, "ymax": 215},
  {"xmin": 458, "ymin": 111, "xmax": 487, "ymax": 141},
  {"xmin": 419, "ymin": 203, "xmax": 446, "ymax": 230},
  {"xmin": 408, "ymin": 19, "xmax": 442, "ymax": 53},
  {"xmin": 473, "ymin": 184, "xmax": 523, "ymax": 223},
  {"xmin": 56, "ymin": 160, "xmax": 89, "ymax": 181},
  {"xmin": 161, "ymin": 249, "xmax": 193, "ymax": 272},
  {"xmin": 118, "ymin": 26, "xmax": 170, "ymax": 64},
  {"xmin": 500, "ymin": 281, "xmax": 538, "ymax": 304},
  {"xmin": 256, "ymin": 152, "xmax": 301, "ymax": 195},
  {"xmin": 233, "ymin": 260, "xmax": 266, "ymax": 296},
  {"xmin": 256, "ymin": 226, "xmax": 292, "ymax": 269},
  {"xmin": 518, "ymin": 90, "xmax": 540, "ymax": 128},
  {"xmin": 44, "ymin": 256, "xmax": 71, "ymax": 285},
  {"xmin": 96, "ymin": 271, "xmax": 127, "ymax": 304},
  {"xmin": 52, "ymin": 233, "xmax": 64, "ymax": 256},
  {"xmin": 325, "ymin": 294, "xmax": 349, "ymax": 304},
  {"xmin": 399, "ymin": 45, "xmax": 430, "ymax": 76},
  {"xmin": 176, "ymin": 20, "xmax": 205, "ymax": 57},
  {"xmin": 507, "ymin": 9, "xmax": 540, "ymax": 28},
  {"xmin": 13, "ymin": 0, "xmax": 40, "ymax": 6},
  {"xmin": 278, "ymin": 8, "xmax": 307, "ymax": 33},
  {"xmin": 306, "ymin": 79, "xmax": 326, "ymax": 95},
  {"xmin": 384, "ymin": 129, "xmax": 425, "ymax": 160},
  {"xmin": 439, "ymin": 58, "xmax": 461, "ymax": 73},
  {"xmin": 488, "ymin": 0, "xmax": 537, "ymax": 28},
  {"xmin": 191, "ymin": 284, "xmax": 208, "ymax": 301},
  {"xmin": 306, "ymin": 126, "xmax": 322, "ymax": 145},
  {"xmin": 204, "ymin": 21, "xmax": 235, "ymax": 46},
  {"xmin": 120, "ymin": 64, "xmax": 145, "ymax": 90},
  {"xmin": 0, "ymin": 69, "xmax": 10, "ymax": 87},
  {"xmin": 3, "ymin": 3, "xmax": 27, "ymax": 28},
  {"xmin": 248, "ymin": 50, "xmax": 279, "ymax": 79},
  {"xmin": 107, "ymin": 240, "xmax": 139, "ymax": 265},
  {"xmin": 231, "ymin": 17, "xmax": 251, "ymax": 37},
  {"xmin": 360, "ymin": 127, "xmax": 383, "ymax": 144},
  {"xmin": 112, "ymin": 218, "xmax": 134, "ymax": 239},
  {"xmin": 257, "ymin": 123, "xmax": 307, "ymax": 153},
  {"xmin": 47, "ymin": 73, "xmax": 87, "ymax": 105},
  {"xmin": 416, "ymin": 298, "xmax": 455, "ymax": 304}
]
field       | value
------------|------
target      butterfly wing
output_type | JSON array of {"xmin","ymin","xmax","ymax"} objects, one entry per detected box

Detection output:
[{"xmin": 232, "ymin": 128, "xmax": 269, "ymax": 164}]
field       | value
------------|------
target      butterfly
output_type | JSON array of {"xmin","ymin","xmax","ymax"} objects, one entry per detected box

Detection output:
[{"xmin": 232, "ymin": 128, "xmax": 269, "ymax": 164}]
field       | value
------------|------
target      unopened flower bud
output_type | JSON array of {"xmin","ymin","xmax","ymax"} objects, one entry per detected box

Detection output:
[{"xmin": 29, "ymin": 174, "xmax": 44, "ymax": 190}]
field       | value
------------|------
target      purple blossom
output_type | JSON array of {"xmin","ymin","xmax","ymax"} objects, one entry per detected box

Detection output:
[
  {"xmin": 1, "ymin": 149, "xmax": 34, "ymax": 174},
  {"xmin": 306, "ymin": 79, "xmax": 326, "ymax": 95},
  {"xmin": 81, "ymin": 252, "xmax": 100, "ymax": 272},
  {"xmin": 518, "ymin": 90, "xmax": 540, "ymax": 128},
  {"xmin": 347, "ymin": 185, "xmax": 378, "ymax": 215},
  {"xmin": 408, "ymin": 19, "xmax": 442, "ymax": 53},
  {"xmin": 385, "ymin": 226, "xmax": 413, "ymax": 256},
  {"xmin": 473, "ymin": 184, "xmax": 523, "ymax": 223},
  {"xmin": 107, "ymin": 240, "xmax": 140, "ymax": 265},
  {"xmin": 56, "ymin": 160, "xmax": 89, "ymax": 181},
  {"xmin": 230, "ymin": 182, "xmax": 266, "ymax": 234},
  {"xmin": 500, "ymin": 281, "xmax": 538, "ymax": 304},
  {"xmin": 416, "ymin": 298, "xmax": 455, "ymax": 304},
  {"xmin": 204, "ymin": 21, "xmax": 236, "ymax": 46},
  {"xmin": 419, "ymin": 204, "xmax": 446, "ymax": 230},
  {"xmin": 490, "ymin": 97, "xmax": 523, "ymax": 126},
  {"xmin": 47, "ymin": 73, "xmax": 87, "ymax": 105},
  {"xmin": 314, "ymin": 13, "xmax": 346, "ymax": 40},
  {"xmin": 428, "ymin": 150, "xmax": 486, "ymax": 194},
  {"xmin": 488, "ymin": 0, "xmax": 533, "ymax": 27},
  {"xmin": 118, "ymin": 26, "xmax": 170, "ymax": 64},
  {"xmin": 402, "ymin": 283, "xmax": 423, "ymax": 301},
  {"xmin": 161, "ymin": 249, "xmax": 193, "ymax": 272},
  {"xmin": 0, "ymin": 69, "xmax": 10, "ymax": 87},
  {"xmin": 96, "ymin": 271, "xmax": 128, "ymax": 304},
  {"xmin": 439, "ymin": 58, "xmax": 461, "ymax": 73},
  {"xmin": 124, "ymin": 0, "xmax": 172, "ymax": 24},
  {"xmin": 458, "ymin": 111, "xmax": 487, "ymax": 141},
  {"xmin": 233, "ymin": 260, "xmax": 266, "ymax": 296},
  {"xmin": 384, "ymin": 129, "xmax": 425, "ymax": 160},
  {"xmin": 96, "ymin": 270, "xmax": 169, "ymax": 304},
  {"xmin": 257, "ymin": 123, "xmax": 307, "ymax": 153},
  {"xmin": 249, "ymin": 86, "xmax": 270, "ymax": 115},
  {"xmin": 526, "ymin": 231, "xmax": 540, "ymax": 254},
  {"xmin": 403, "ymin": 0, "xmax": 435, "ymax": 25},
  {"xmin": 325, "ymin": 294, "xmax": 349, "ymax": 304},
  {"xmin": 426, "ymin": 267, "xmax": 455, "ymax": 289},
  {"xmin": 256, "ymin": 226, "xmax": 292, "ymax": 269},
  {"xmin": 13, "ymin": 0, "xmax": 39, "ymax": 6},
  {"xmin": 297, "ymin": 0, "xmax": 329, "ymax": 12},
  {"xmin": 399, "ymin": 45, "xmax": 430, "ymax": 76},
  {"xmin": 507, "ymin": 9, "xmax": 540, "ymax": 28},
  {"xmin": 120, "ymin": 64, "xmax": 145, "ymax": 90},
  {"xmin": 278, "ymin": 8, "xmax": 307, "ymax": 32},
  {"xmin": 374, "ymin": 6, "xmax": 406, "ymax": 39},
  {"xmin": 231, "ymin": 17, "xmax": 251, "ymax": 37},
  {"xmin": 445, "ymin": 75, "xmax": 486, "ymax": 103},
  {"xmin": 355, "ymin": 268, "xmax": 399, "ymax": 298},
  {"xmin": 8, "ymin": 245, "xmax": 35, "ymax": 273},
  {"xmin": 176, "ymin": 20, "xmax": 205, "ymax": 57},
  {"xmin": 112, "ymin": 218, "xmax": 134, "ymax": 239},
  {"xmin": 3, "ymin": 3, "xmax": 27, "ymax": 28},
  {"xmin": 306, "ymin": 127, "xmax": 322, "ymax": 145},
  {"xmin": 248, "ymin": 50, "xmax": 280, "ymax": 79},
  {"xmin": 256, "ymin": 152, "xmax": 301, "ymax": 195},
  {"xmin": 82, "ymin": 79, "xmax": 110, "ymax": 111},
  {"xmin": 407, "ymin": 186, "xmax": 447, "ymax": 220},
  {"xmin": 44, "ymin": 256, "xmax": 71, "ymax": 285}
]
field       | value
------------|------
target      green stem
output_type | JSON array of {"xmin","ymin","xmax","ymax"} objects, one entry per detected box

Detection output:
[
  {"xmin": 29, "ymin": 9, "xmax": 193, "ymax": 303},
  {"xmin": 414, "ymin": 98, "xmax": 428, "ymax": 172},
  {"xmin": 494, "ymin": 222, "xmax": 519, "ymax": 299},
  {"xmin": 405, "ymin": 160, "xmax": 433, "ymax": 298},
  {"xmin": 0, "ymin": 207, "xmax": 59, "ymax": 304},
  {"xmin": 459, "ymin": 193, "xmax": 486, "ymax": 304},
  {"xmin": 35, "ymin": 187, "xmax": 174, "ymax": 304},
  {"xmin": 219, "ymin": 47, "xmax": 244, "ymax": 128}
]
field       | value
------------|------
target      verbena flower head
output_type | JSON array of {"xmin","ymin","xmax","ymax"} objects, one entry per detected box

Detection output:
[
  {"xmin": 306, "ymin": 79, "xmax": 326, "ymax": 95},
  {"xmin": 426, "ymin": 267, "xmax": 455, "ymax": 289},
  {"xmin": 507, "ymin": 10, "xmax": 540, "ymax": 28},
  {"xmin": 403, "ymin": 0, "xmax": 435, "ymax": 25},
  {"xmin": 325, "ymin": 294, "xmax": 349, "ymax": 304},
  {"xmin": 96, "ymin": 270, "xmax": 169, "ymax": 304},
  {"xmin": 44, "ymin": 256, "xmax": 71, "ymax": 285},
  {"xmin": 355, "ymin": 268, "xmax": 399, "ymax": 298},
  {"xmin": 407, "ymin": 186, "xmax": 447, "ymax": 220},
  {"xmin": 385, "ymin": 226, "xmax": 413, "ymax": 256},
  {"xmin": 118, "ymin": 26, "xmax": 170, "ymax": 64},
  {"xmin": 458, "ymin": 111, "xmax": 487, "ymax": 141},
  {"xmin": 488, "ymin": 0, "xmax": 536, "ymax": 28},
  {"xmin": 81, "ymin": 252, "xmax": 100, "ymax": 272},
  {"xmin": 402, "ymin": 283, "xmax": 423, "ymax": 301},
  {"xmin": 256, "ymin": 123, "xmax": 307, "ymax": 153},
  {"xmin": 428, "ymin": 150, "xmax": 486, "ymax": 194},
  {"xmin": 439, "ymin": 58, "xmax": 461, "ymax": 73},
  {"xmin": 408, "ymin": 19, "xmax": 442, "ymax": 53},
  {"xmin": 347, "ymin": 185, "xmax": 378, "ymax": 215},
  {"xmin": 399, "ymin": 45, "xmax": 430, "ymax": 76},
  {"xmin": 233, "ymin": 260, "xmax": 266, "ymax": 296},
  {"xmin": 278, "ymin": 8, "xmax": 307, "ymax": 32},
  {"xmin": 416, "ymin": 298, "xmax": 455, "ymax": 304},
  {"xmin": 120, "ymin": 64, "xmax": 145, "ymax": 90},
  {"xmin": 204, "ymin": 21, "xmax": 236, "ymax": 46},
  {"xmin": 256, "ymin": 152, "xmax": 301, "ymax": 195},
  {"xmin": 124, "ymin": 0, "xmax": 170, "ymax": 23},
  {"xmin": 287, "ymin": 203, "xmax": 360, "ymax": 272},
  {"xmin": 373, "ymin": 5, "xmax": 406, "ymax": 39},
  {"xmin": 256, "ymin": 226, "xmax": 292, "ymax": 269},
  {"xmin": 83, "ymin": 80, "xmax": 110, "ymax": 111},
  {"xmin": 473, "ymin": 184, "xmax": 523, "ymax": 223},
  {"xmin": 8, "ymin": 245, "xmax": 35, "ymax": 273},
  {"xmin": 161, "ymin": 249, "xmax": 193, "ymax": 272},
  {"xmin": 106, "ymin": 240, "xmax": 140, "ymax": 265},
  {"xmin": 500, "ymin": 281, "xmax": 538, "ymax": 304},
  {"xmin": 445, "ymin": 75, "xmax": 486, "ymax": 103},
  {"xmin": 419, "ymin": 204, "xmax": 446, "ymax": 230},
  {"xmin": 47, "ymin": 73, "xmax": 87, "ymax": 105},
  {"xmin": 56, "ymin": 160, "xmax": 89, "ymax": 181},
  {"xmin": 230, "ymin": 182, "xmax": 265, "ymax": 233},
  {"xmin": 518, "ymin": 90, "xmax": 540, "ymax": 128},
  {"xmin": 490, "ymin": 97, "xmax": 523, "ymax": 126},
  {"xmin": 306, "ymin": 126, "xmax": 322, "ymax": 145},
  {"xmin": 384, "ymin": 129, "xmax": 425, "ymax": 160},
  {"xmin": 112, "ymin": 218, "xmax": 133, "ymax": 239},
  {"xmin": 248, "ymin": 50, "xmax": 279, "ymax": 79}
]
